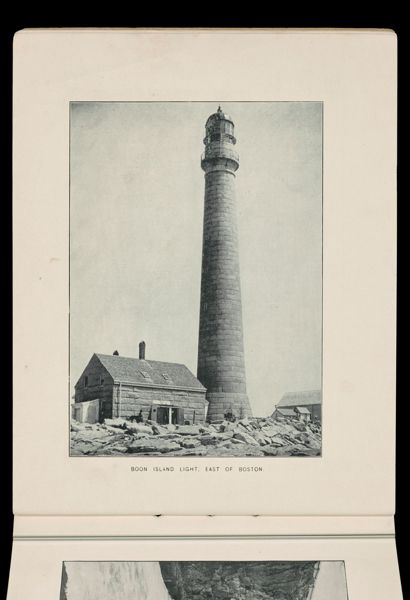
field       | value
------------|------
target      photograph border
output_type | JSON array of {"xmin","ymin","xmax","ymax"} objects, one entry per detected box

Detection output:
[
  {"xmin": 60, "ymin": 558, "xmax": 349, "ymax": 600},
  {"xmin": 67, "ymin": 100, "xmax": 324, "ymax": 459}
]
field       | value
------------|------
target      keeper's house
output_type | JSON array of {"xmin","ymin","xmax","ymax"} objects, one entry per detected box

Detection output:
[
  {"xmin": 72, "ymin": 341, "xmax": 207, "ymax": 425},
  {"xmin": 273, "ymin": 390, "xmax": 322, "ymax": 423}
]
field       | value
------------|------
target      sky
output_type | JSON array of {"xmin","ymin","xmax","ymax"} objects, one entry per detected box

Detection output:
[
  {"xmin": 64, "ymin": 562, "xmax": 170, "ymax": 600},
  {"xmin": 70, "ymin": 101, "xmax": 322, "ymax": 416},
  {"xmin": 311, "ymin": 561, "xmax": 348, "ymax": 600}
]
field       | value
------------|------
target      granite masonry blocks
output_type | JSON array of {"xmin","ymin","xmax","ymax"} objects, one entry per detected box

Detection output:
[
  {"xmin": 112, "ymin": 386, "xmax": 207, "ymax": 422},
  {"xmin": 198, "ymin": 152, "xmax": 252, "ymax": 420},
  {"xmin": 207, "ymin": 393, "xmax": 252, "ymax": 421},
  {"xmin": 77, "ymin": 382, "xmax": 207, "ymax": 423}
]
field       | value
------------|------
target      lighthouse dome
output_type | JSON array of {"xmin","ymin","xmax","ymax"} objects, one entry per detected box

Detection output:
[
  {"xmin": 205, "ymin": 105, "xmax": 233, "ymax": 126},
  {"xmin": 203, "ymin": 106, "xmax": 236, "ymax": 149}
]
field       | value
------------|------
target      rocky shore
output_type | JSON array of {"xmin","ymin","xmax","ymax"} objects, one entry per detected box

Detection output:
[{"xmin": 70, "ymin": 415, "xmax": 321, "ymax": 457}]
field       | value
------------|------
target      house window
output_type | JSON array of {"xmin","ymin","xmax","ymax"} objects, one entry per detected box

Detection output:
[
  {"xmin": 140, "ymin": 370, "xmax": 152, "ymax": 380},
  {"xmin": 100, "ymin": 376, "xmax": 104, "ymax": 385},
  {"xmin": 84, "ymin": 375, "xmax": 88, "ymax": 387}
]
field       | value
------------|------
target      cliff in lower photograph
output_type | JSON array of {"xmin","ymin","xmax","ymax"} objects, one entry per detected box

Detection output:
[
  {"xmin": 60, "ymin": 560, "xmax": 348, "ymax": 600},
  {"xmin": 160, "ymin": 561, "xmax": 319, "ymax": 600}
]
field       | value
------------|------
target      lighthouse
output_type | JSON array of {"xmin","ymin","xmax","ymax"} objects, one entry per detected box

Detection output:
[{"xmin": 197, "ymin": 106, "xmax": 253, "ymax": 422}]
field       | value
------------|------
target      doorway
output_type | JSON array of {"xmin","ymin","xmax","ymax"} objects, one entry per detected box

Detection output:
[
  {"xmin": 157, "ymin": 406, "xmax": 170, "ymax": 425},
  {"xmin": 155, "ymin": 406, "xmax": 184, "ymax": 425}
]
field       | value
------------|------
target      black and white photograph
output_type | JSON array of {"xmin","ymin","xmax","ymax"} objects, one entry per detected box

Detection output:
[
  {"xmin": 60, "ymin": 560, "xmax": 347, "ymax": 600},
  {"xmin": 70, "ymin": 101, "xmax": 323, "ymax": 458}
]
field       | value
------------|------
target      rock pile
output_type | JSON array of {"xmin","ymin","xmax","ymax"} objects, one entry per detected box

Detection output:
[{"xmin": 70, "ymin": 416, "xmax": 321, "ymax": 457}]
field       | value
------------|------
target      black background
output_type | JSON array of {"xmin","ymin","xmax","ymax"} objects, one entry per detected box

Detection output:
[{"xmin": 0, "ymin": 17, "xmax": 406, "ymax": 600}]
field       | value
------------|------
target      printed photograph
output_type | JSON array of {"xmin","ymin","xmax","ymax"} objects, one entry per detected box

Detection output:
[
  {"xmin": 60, "ymin": 560, "xmax": 347, "ymax": 600},
  {"xmin": 70, "ymin": 102, "xmax": 322, "ymax": 457}
]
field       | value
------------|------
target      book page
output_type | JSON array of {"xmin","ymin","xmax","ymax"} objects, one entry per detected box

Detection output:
[
  {"xmin": 6, "ymin": 536, "xmax": 403, "ymax": 600},
  {"xmin": 13, "ymin": 514, "xmax": 395, "ymax": 539},
  {"xmin": 13, "ymin": 29, "xmax": 397, "ymax": 516}
]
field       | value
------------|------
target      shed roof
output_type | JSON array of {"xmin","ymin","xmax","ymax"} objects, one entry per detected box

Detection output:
[
  {"xmin": 275, "ymin": 408, "xmax": 296, "ymax": 417},
  {"xmin": 94, "ymin": 353, "xmax": 206, "ymax": 391},
  {"xmin": 277, "ymin": 390, "xmax": 322, "ymax": 408},
  {"xmin": 295, "ymin": 406, "xmax": 311, "ymax": 414}
]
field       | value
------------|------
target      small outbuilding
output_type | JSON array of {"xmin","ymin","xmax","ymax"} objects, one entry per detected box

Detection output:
[
  {"xmin": 272, "ymin": 407, "xmax": 297, "ymax": 421},
  {"xmin": 73, "ymin": 342, "xmax": 207, "ymax": 425},
  {"xmin": 273, "ymin": 390, "xmax": 322, "ymax": 423},
  {"xmin": 294, "ymin": 406, "xmax": 311, "ymax": 423}
]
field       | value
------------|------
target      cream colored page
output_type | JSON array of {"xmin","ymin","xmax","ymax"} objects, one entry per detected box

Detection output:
[
  {"xmin": 13, "ymin": 515, "xmax": 395, "ymax": 539},
  {"xmin": 13, "ymin": 29, "xmax": 397, "ymax": 515},
  {"xmin": 7, "ymin": 537, "xmax": 403, "ymax": 600}
]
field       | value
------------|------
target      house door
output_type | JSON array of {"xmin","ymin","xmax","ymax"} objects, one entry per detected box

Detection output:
[
  {"xmin": 172, "ymin": 407, "xmax": 185, "ymax": 425},
  {"xmin": 157, "ymin": 406, "xmax": 170, "ymax": 425}
]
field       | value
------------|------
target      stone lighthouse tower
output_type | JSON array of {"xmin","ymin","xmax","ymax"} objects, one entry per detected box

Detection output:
[{"xmin": 197, "ymin": 107, "xmax": 253, "ymax": 422}]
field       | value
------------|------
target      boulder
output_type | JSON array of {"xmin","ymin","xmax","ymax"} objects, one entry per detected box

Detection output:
[
  {"xmin": 217, "ymin": 439, "xmax": 234, "ymax": 448},
  {"xmin": 237, "ymin": 420, "xmax": 253, "ymax": 432},
  {"xmin": 261, "ymin": 425, "xmax": 282, "ymax": 438},
  {"xmin": 218, "ymin": 421, "xmax": 236, "ymax": 432},
  {"xmin": 262, "ymin": 446, "xmax": 278, "ymax": 456},
  {"xmin": 180, "ymin": 438, "xmax": 201, "ymax": 449},
  {"xmin": 101, "ymin": 424, "xmax": 125, "ymax": 434},
  {"xmin": 104, "ymin": 418, "xmax": 127, "ymax": 429},
  {"xmin": 269, "ymin": 436, "xmax": 286, "ymax": 447},
  {"xmin": 127, "ymin": 439, "xmax": 181, "ymax": 454},
  {"xmin": 132, "ymin": 432, "xmax": 151, "ymax": 440},
  {"xmin": 304, "ymin": 437, "xmax": 321, "ymax": 450},
  {"xmin": 70, "ymin": 442, "xmax": 98, "ymax": 455},
  {"xmin": 125, "ymin": 423, "xmax": 153, "ymax": 435},
  {"xmin": 151, "ymin": 424, "xmax": 169, "ymax": 436},
  {"xmin": 200, "ymin": 434, "xmax": 225, "ymax": 446},
  {"xmin": 73, "ymin": 428, "xmax": 113, "ymax": 441},
  {"xmin": 289, "ymin": 445, "xmax": 320, "ymax": 457},
  {"xmin": 252, "ymin": 432, "xmax": 269, "ymax": 446},
  {"xmin": 175, "ymin": 425, "xmax": 202, "ymax": 436},
  {"xmin": 233, "ymin": 432, "xmax": 259, "ymax": 446},
  {"xmin": 96, "ymin": 445, "xmax": 129, "ymax": 455},
  {"xmin": 174, "ymin": 447, "xmax": 208, "ymax": 456},
  {"xmin": 157, "ymin": 433, "xmax": 184, "ymax": 440}
]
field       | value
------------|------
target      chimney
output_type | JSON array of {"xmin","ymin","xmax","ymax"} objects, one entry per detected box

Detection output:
[{"xmin": 139, "ymin": 340, "xmax": 146, "ymax": 360}]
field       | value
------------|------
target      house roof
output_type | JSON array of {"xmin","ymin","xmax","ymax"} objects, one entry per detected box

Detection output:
[
  {"xmin": 95, "ymin": 354, "xmax": 206, "ymax": 391},
  {"xmin": 276, "ymin": 408, "xmax": 296, "ymax": 416},
  {"xmin": 295, "ymin": 406, "xmax": 311, "ymax": 414},
  {"xmin": 277, "ymin": 390, "xmax": 322, "ymax": 408}
]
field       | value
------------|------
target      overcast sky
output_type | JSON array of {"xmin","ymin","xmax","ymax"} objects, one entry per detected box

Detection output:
[
  {"xmin": 311, "ymin": 561, "xmax": 348, "ymax": 600},
  {"xmin": 70, "ymin": 101, "xmax": 322, "ymax": 416}
]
